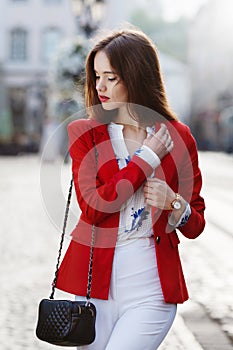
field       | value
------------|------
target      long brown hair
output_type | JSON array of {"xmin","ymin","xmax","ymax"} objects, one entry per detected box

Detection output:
[{"xmin": 85, "ymin": 28, "xmax": 178, "ymax": 124}]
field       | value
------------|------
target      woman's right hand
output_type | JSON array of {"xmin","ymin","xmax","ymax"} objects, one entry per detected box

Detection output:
[{"xmin": 143, "ymin": 123, "xmax": 173, "ymax": 160}]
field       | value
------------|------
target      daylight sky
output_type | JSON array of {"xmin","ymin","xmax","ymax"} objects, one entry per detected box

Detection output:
[{"xmin": 162, "ymin": 0, "xmax": 208, "ymax": 21}]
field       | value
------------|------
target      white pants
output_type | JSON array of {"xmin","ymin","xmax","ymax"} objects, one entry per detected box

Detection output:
[{"xmin": 76, "ymin": 237, "xmax": 177, "ymax": 350}]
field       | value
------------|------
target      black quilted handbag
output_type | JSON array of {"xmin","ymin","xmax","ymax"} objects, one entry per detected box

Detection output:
[{"xmin": 36, "ymin": 178, "xmax": 96, "ymax": 346}]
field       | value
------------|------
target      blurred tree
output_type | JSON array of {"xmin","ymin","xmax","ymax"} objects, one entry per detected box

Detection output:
[
  {"xmin": 50, "ymin": 35, "xmax": 89, "ymax": 94},
  {"xmin": 130, "ymin": 10, "xmax": 189, "ymax": 62},
  {"xmin": 40, "ymin": 35, "xmax": 89, "ymax": 161}
]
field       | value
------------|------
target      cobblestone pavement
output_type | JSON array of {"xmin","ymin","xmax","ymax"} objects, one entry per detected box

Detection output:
[{"xmin": 0, "ymin": 152, "xmax": 232, "ymax": 350}]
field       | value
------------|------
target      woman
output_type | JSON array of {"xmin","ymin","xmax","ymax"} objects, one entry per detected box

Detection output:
[{"xmin": 56, "ymin": 28, "xmax": 205, "ymax": 349}]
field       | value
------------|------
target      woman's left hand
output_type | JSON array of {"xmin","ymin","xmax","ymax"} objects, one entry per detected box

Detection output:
[{"xmin": 144, "ymin": 178, "xmax": 176, "ymax": 210}]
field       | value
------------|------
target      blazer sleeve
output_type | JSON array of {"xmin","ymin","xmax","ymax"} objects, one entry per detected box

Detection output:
[
  {"xmin": 68, "ymin": 121, "xmax": 154, "ymax": 226},
  {"xmin": 177, "ymin": 125, "xmax": 205, "ymax": 239}
]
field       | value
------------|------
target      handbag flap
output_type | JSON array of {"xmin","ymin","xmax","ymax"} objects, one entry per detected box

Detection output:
[{"xmin": 36, "ymin": 299, "xmax": 73, "ymax": 341}]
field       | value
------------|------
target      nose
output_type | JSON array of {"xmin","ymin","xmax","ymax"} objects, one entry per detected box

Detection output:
[{"xmin": 96, "ymin": 78, "xmax": 106, "ymax": 92}]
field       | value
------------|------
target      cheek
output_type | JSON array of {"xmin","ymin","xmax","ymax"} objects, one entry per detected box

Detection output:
[
  {"xmin": 113, "ymin": 85, "xmax": 128, "ymax": 101},
  {"xmin": 122, "ymin": 87, "xmax": 128, "ymax": 101}
]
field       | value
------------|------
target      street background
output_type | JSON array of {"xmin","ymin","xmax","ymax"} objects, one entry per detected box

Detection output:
[
  {"xmin": 1, "ymin": 0, "xmax": 233, "ymax": 156},
  {"xmin": 1, "ymin": 0, "xmax": 233, "ymax": 349},
  {"xmin": 0, "ymin": 151, "xmax": 232, "ymax": 350}
]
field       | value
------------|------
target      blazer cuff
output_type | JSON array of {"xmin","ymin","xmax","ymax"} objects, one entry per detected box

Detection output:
[{"xmin": 168, "ymin": 203, "xmax": 191, "ymax": 228}]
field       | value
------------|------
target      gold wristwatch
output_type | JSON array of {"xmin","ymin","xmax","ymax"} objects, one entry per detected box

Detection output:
[{"xmin": 171, "ymin": 193, "xmax": 182, "ymax": 210}]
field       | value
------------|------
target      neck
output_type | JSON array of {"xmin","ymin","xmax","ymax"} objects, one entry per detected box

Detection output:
[
  {"xmin": 114, "ymin": 109, "xmax": 141, "ymax": 130},
  {"xmin": 113, "ymin": 106, "xmax": 153, "ymax": 130}
]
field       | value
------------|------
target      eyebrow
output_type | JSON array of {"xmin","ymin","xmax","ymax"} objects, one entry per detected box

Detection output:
[{"xmin": 94, "ymin": 70, "xmax": 116, "ymax": 75}]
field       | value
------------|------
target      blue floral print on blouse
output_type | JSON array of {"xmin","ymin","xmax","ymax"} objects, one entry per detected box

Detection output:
[
  {"xmin": 135, "ymin": 148, "xmax": 143, "ymax": 156},
  {"xmin": 125, "ymin": 155, "xmax": 131, "ymax": 165},
  {"xmin": 124, "ymin": 207, "xmax": 150, "ymax": 233},
  {"xmin": 116, "ymin": 155, "xmax": 131, "ymax": 167}
]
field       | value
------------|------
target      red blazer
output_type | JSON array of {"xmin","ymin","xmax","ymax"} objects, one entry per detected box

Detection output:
[{"xmin": 56, "ymin": 118, "xmax": 205, "ymax": 304}]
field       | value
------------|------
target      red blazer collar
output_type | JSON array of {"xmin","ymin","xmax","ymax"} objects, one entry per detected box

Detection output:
[{"xmin": 88, "ymin": 119, "xmax": 119, "ymax": 175}]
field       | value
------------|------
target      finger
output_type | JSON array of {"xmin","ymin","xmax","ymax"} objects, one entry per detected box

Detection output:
[
  {"xmin": 144, "ymin": 181, "xmax": 158, "ymax": 190},
  {"xmin": 165, "ymin": 138, "xmax": 171, "ymax": 147},
  {"xmin": 144, "ymin": 186, "xmax": 156, "ymax": 195},
  {"xmin": 146, "ymin": 134, "xmax": 154, "ymax": 139},
  {"xmin": 164, "ymin": 133, "xmax": 173, "ymax": 145},
  {"xmin": 152, "ymin": 133, "xmax": 162, "ymax": 144},
  {"xmin": 145, "ymin": 194, "xmax": 156, "ymax": 203},
  {"xmin": 147, "ymin": 178, "xmax": 165, "ymax": 184},
  {"xmin": 160, "ymin": 123, "xmax": 167, "ymax": 130},
  {"xmin": 145, "ymin": 198, "xmax": 160, "ymax": 207},
  {"xmin": 144, "ymin": 184, "xmax": 151, "ymax": 191},
  {"xmin": 156, "ymin": 123, "xmax": 167, "ymax": 137},
  {"xmin": 164, "ymin": 130, "xmax": 172, "ymax": 142},
  {"xmin": 164, "ymin": 128, "xmax": 169, "ymax": 137},
  {"xmin": 156, "ymin": 128, "xmax": 172, "ymax": 145},
  {"xmin": 144, "ymin": 186, "xmax": 154, "ymax": 195},
  {"xmin": 167, "ymin": 140, "xmax": 174, "ymax": 152}
]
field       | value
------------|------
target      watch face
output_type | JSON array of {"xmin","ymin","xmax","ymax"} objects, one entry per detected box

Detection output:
[{"xmin": 173, "ymin": 201, "xmax": 181, "ymax": 210}]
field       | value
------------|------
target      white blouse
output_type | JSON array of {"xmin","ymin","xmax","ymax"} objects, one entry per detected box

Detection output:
[
  {"xmin": 108, "ymin": 122, "xmax": 191, "ymax": 245},
  {"xmin": 108, "ymin": 122, "xmax": 160, "ymax": 244}
]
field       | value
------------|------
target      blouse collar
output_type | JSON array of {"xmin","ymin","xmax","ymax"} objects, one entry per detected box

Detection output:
[{"xmin": 108, "ymin": 122, "xmax": 156, "ymax": 159}]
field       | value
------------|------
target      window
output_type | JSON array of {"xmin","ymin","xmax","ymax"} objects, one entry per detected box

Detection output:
[
  {"xmin": 42, "ymin": 28, "xmax": 62, "ymax": 62},
  {"xmin": 10, "ymin": 28, "xmax": 27, "ymax": 61}
]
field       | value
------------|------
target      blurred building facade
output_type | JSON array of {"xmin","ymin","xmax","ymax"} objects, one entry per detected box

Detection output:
[
  {"xmin": 103, "ymin": 0, "xmax": 191, "ymax": 122},
  {"xmin": 4, "ymin": 0, "xmax": 225, "ymax": 153},
  {"xmin": 189, "ymin": 0, "xmax": 233, "ymax": 150},
  {"xmin": 0, "ymin": 0, "xmax": 76, "ymax": 153}
]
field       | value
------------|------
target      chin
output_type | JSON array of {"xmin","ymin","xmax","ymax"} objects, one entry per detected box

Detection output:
[
  {"xmin": 101, "ymin": 104, "xmax": 115, "ymax": 111},
  {"xmin": 102, "ymin": 101, "xmax": 126, "ymax": 110}
]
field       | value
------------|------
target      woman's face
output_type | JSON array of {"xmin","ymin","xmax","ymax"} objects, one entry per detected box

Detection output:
[{"xmin": 94, "ymin": 50, "xmax": 128, "ymax": 110}]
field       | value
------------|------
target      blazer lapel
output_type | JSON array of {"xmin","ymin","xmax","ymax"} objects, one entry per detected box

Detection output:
[{"xmin": 91, "ymin": 121, "xmax": 119, "ymax": 179}]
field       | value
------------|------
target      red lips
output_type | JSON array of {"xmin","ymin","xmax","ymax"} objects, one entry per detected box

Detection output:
[{"xmin": 98, "ymin": 95, "xmax": 110, "ymax": 103}]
